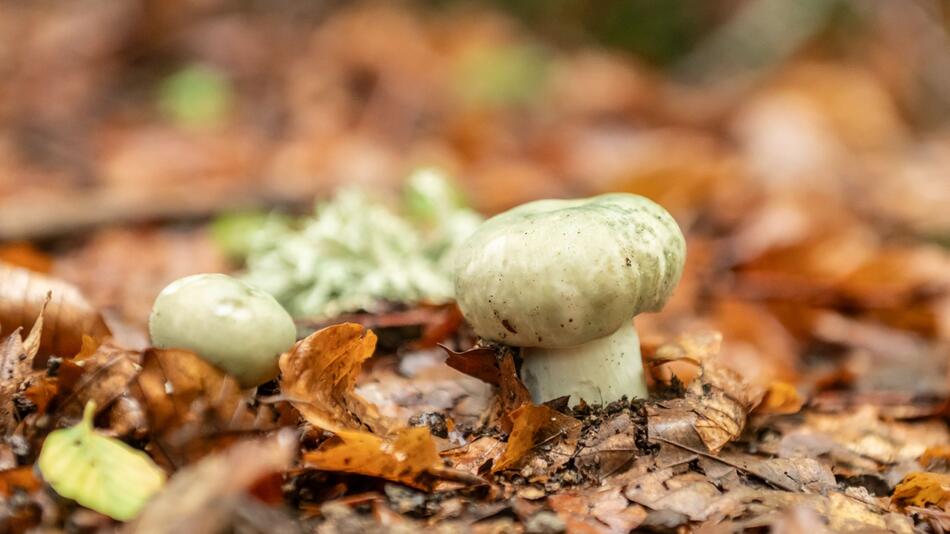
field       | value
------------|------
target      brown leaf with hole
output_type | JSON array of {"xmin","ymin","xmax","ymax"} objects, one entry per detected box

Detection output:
[
  {"xmin": 493, "ymin": 404, "xmax": 581, "ymax": 474},
  {"xmin": 280, "ymin": 323, "xmax": 388, "ymax": 434},
  {"xmin": 649, "ymin": 330, "xmax": 766, "ymax": 453},
  {"xmin": 892, "ymin": 472, "xmax": 950, "ymax": 510},
  {"xmin": 132, "ymin": 348, "xmax": 293, "ymax": 465},
  {"xmin": 442, "ymin": 436, "xmax": 505, "ymax": 475},
  {"xmin": 0, "ymin": 263, "xmax": 110, "ymax": 360},
  {"xmin": 303, "ymin": 427, "xmax": 479, "ymax": 491},
  {"xmin": 127, "ymin": 430, "xmax": 297, "ymax": 534}
]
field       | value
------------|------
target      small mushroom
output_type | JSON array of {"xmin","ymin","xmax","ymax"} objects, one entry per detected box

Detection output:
[
  {"xmin": 453, "ymin": 193, "xmax": 686, "ymax": 405},
  {"xmin": 149, "ymin": 273, "xmax": 297, "ymax": 387}
]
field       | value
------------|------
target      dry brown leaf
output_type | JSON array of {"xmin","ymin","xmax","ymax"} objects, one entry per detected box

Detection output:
[
  {"xmin": 650, "ymin": 330, "xmax": 766, "ymax": 453},
  {"xmin": 441, "ymin": 345, "xmax": 529, "ymax": 433},
  {"xmin": 892, "ymin": 472, "xmax": 950, "ymax": 510},
  {"xmin": 54, "ymin": 342, "xmax": 141, "ymax": 422},
  {"xmin": 0, "ymin": 263, "xmax": 110, "ymax": 360},
  {"xmin": 303, "ymin": 427, "xmax": 478, "ymax": 491},
  {"xmin": 441, "ymin": 436, "xmax": 505, "ymax": 475},
  {"xmin": 441, "ymin": 346, "xmax": 501, "ymax": 386},
  {"xmin": 623, "ymin": 468, "xmax": 722, "ymax": 522},
  {"xmin": 126, "ymin": 431, "xmax": 297, "ymax": 534},
  {"xmin": 132, "ymin": 348, "xmax": 293, "ymax": 465},
  {"xmin": 493, "ymin": 404, "xmax": 581, "ymax": 474},
  {"xmin": 0, "ymin": 300, "xmax": 47, "ymax": 435},
  {"xmin": 280, "ymin": 323, "xmax": 388, "ymax": 434},
  {"xmin": 548, "ymin": 486, "xmax": 647, "ymax": 534}
]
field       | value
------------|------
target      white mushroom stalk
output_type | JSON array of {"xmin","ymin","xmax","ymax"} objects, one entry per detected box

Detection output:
[{"xmin": 453, "ymin": 194, "xmax": 686, "ymax": 405}]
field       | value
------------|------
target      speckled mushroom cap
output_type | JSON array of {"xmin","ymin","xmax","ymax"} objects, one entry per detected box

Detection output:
[{"xmin": 453, "ymin": 193, "xmax": 686, "ymax": 348}]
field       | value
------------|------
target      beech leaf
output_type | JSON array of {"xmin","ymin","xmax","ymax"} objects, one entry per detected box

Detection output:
[{"xmin": 37, "ymin": 402, "xmax": 166, "ymax": 521}]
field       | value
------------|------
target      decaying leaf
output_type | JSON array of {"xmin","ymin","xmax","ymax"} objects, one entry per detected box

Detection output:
[
  {"xmin": 280, "ymin": 323, "xmax": 388, "ymax": 434},
  {"xmin": 0, "ymin": 263, "xmax": 110, "ymax": 360},
  {"xmin": 649, "ymin": 330, "xmax": 766, "ymax": 453},
  {"xmin": 548, "ymin": 486, "xmax": 647, "ymax": 534},
  {"xmin": 493, "ymin": 404, "xmax": 581, "ymax": 474},
  {"xmin": 37, "ymin": 402, "xmax": 166, "ymax": 521},
  {"xmin": 132, "ymin": 348, "xmax": 292, "ymax": 464},
  {"xmin": 892, "ymin": 472, "xmax": 950, "ymax": 510},
  {"xmin": 441, "ymin": 436, "xmax": 505, "ymax": 476},
  {"xmin": 0, "ymin": 300, "xmax": 47, "ymax": 435},
  {"xmin": 54, "ymin": 342, "xmax": 141, "ymax": 421},
  {"xmin": 127, "ymin": 430, "xmax": 297, "ymax": 533},
  {"xmin": 303, "ymin": 427, "xmax": 478, "ymax": 491}
]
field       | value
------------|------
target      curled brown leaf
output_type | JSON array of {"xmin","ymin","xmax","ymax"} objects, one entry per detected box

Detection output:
[
  {"xmin": 279, "ymin": 323, "xmax": 389, "ymax": 434},
  {"xmin": 0, "ymin": 263, "xmax": 110, "ymax": 360}
]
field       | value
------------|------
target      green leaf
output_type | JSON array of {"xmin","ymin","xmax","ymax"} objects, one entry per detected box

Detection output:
[{"xmin": 37, "ymin": 402, "xmax": 166, "ymax": 521}]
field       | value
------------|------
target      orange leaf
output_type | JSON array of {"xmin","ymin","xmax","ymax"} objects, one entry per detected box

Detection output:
[
  {"xmin": 279, "ymin": 323, "xmax": 388, "ymax": 434},
  {"xmin": 892, "ymin": 472, "xmax": 950, "ymax": 510},
  {"xmin": 493, "ymin": 404, "xmax": 581, "ymax": 473},
  {"xmin": 753, "ymin": 381, "xmax": 804, "ymax": 416},
  {"xmin": 303, "ymin": 427, "xmax": 444, "ymax": 490}
]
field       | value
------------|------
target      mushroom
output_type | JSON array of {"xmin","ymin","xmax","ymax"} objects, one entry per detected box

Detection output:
[
  {"xmin": 149, "ymin": 273, "xmax": 297, "ymax": 387},
  {"xmin": 453, "ymin": 193, "xmax": 686, "ymax": 405}
]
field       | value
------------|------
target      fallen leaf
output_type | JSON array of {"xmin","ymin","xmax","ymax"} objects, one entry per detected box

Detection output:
[
  {"xmin": 37, "ymin": 402, "xmax": 166, "ymax": 521},
  {"xmin": 126, "ymin": 430, "xmax": 297, "ymax": 534},
  {"xmin": 441, "ymin": 346, "xmax": 501, "ymax": 386},
  {"xmin": 442, "ymin": 436, "xmax": 505, "ymax": 475},
  {"xmin": 650, "ymin": 330, "xmax": 766, "ymax": 453},
  {"xmin": 0, "ymin": 300, "xmax": 47, "ymax": 435},
  {"xmin": 0, "ymin": 467, "xmax": 41, "ymax": 497},
  {"xmin": 493, "ymin": 404, "xmax": 581, "ymax": 474},
  {"xmin": 892, "ymin": 472, "xmax": 950, "ymax": 510},
  {"xmin": 623, "ymin": 468, "xmax": 722, "ymax": 522},
  {"xmin": 54, "ymin": 342, "xmax": 141, "ymax": 422},
  {"xmin": 754, "ymin": 381, "xmax": 805, "ymax": 416},
  {"xmin": 548, "ymin": 486, "xmax": 646, "ymax": 534},
  {"xmin": 280, "ymin": 323, "xmax": 388, "ymax": 434},
  {"xmin": 575, "ymin": 411, "xmax": 643, "ymax": 479},
  {"xmin": 132, "ymin": 348, "xmax": 293, "ymax": 465},
  {"xmin": 0, "ymin": 263, "xmax": 110, "ymax": 360},
  {"xmin": 303, "ymin": 427, "xmax": 477, "ymax": 490}
]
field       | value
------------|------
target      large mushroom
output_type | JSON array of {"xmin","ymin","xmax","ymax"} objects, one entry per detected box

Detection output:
[{"xmin": 453, "ymin": 193, "xmax": 686, "ymax": 405}]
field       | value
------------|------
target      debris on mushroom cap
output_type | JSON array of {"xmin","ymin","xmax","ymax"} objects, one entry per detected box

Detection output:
[
  {"xmin": 148, "ymin": 273, "xmax": 297, "ymax": 387},
  {"xmin": 453, "ymin": 193, "xmax": 687, "ymax": 348}
]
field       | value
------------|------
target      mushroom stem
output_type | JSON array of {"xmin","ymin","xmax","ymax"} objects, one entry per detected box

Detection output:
[{"xmin": 519, "ymin": 321, "xmax": 645, "ymax": 405}]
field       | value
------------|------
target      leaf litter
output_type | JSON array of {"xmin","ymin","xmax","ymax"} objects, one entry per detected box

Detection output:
[{"xmin": 1, "ymin": 3, "xmax": 950, "ymax": 532}]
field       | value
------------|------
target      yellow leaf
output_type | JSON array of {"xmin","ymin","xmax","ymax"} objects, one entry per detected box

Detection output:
[
  {"xmin": 37, "ymin": 402, "xmax": 165, "ymax": 521},
  {"xmin": 892, "ymin": 472, "xmax": 950, "ymax": 510},
  {"xmin": 493, "ymin": 404, "xmax": 581, "ymax": 473},
  {"xmin": 753, "ymin": 381, "xmax": 804, "ymax": 416}
]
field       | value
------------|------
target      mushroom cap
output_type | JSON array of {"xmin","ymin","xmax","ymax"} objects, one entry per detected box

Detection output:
[
  {"xmin": 453, "ymin": 193, "xmax": 686, "ymax": 348},
  {"xmin": 149, "ymin": 273, "xmax": 297, "ymax": 387}
]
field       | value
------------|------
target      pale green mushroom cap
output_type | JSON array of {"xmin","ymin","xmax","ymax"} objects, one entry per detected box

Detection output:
[
  {"xmin": 149, "ymin": 273, "xmax": 297, "ymax": 387},
  {"xmin": 454, "ymin": 193, "xmax": 686, "ymax": 348}
]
